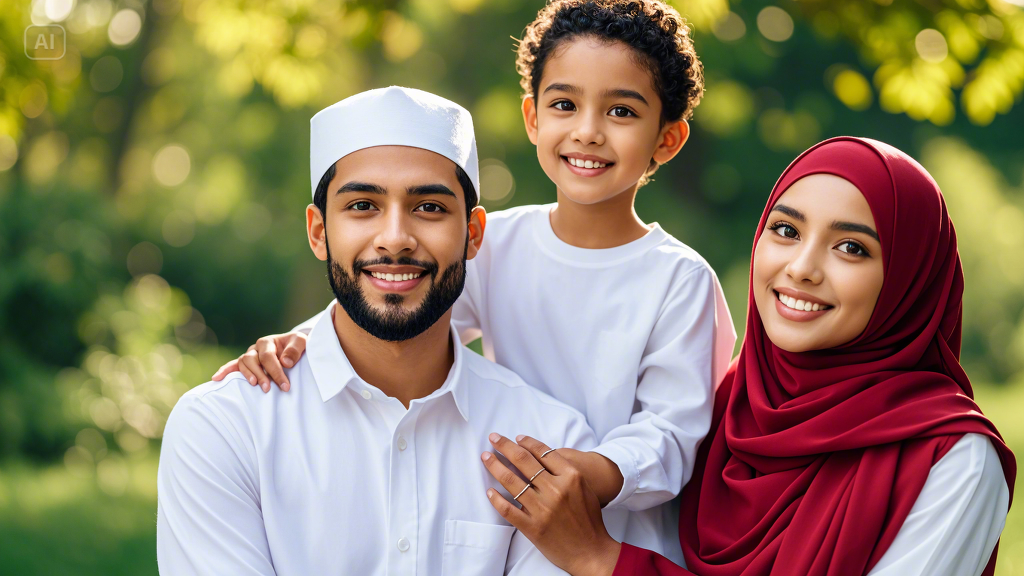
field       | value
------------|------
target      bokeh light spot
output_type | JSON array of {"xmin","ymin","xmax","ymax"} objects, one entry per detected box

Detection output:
[
  {"xmin": 757, "ymin": 7, "xmax": 794, "ymax": 42},
  {"xmin": 152, "ymin": 144, "xmax": 191, "ymax": 187},
  {"xmin": 20, "ymin": 82, "xmax": 49, "ymax": 119},
  {"xmin": 126, "ymin": 241, "xmax": 163, "ymax": 277},
  {"xmin": 479, "ymin": 159, "xmax": 515, "ymax": 205},
  {"xmin": 0, "ymin": 135, "xmax": 20, "ymax": 171},
  {"xmin": 712, "ymin": 12, "xmax": 746, "ymax": 42},
  {"xmin": 90, "ymin": 55, "xmax": 124, "ymax": 93},
  {"xmin": 916, "ymin": 29, "xmax": 948, "ymax": 63},
  {"xmin": 163, "ymin": 210, "xmax": 196, "ymax": 247},
  {"xmin": 108, "ymin": 9, "xmax": 142, "ymax": 46},
  {"xmin": 832, "ymin": 69, "xmax": 873, "ymax": 110}
]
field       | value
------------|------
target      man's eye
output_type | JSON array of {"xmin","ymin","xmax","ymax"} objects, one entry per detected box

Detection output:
[
  {"xmin": 610, "ymin": 106, "xmax": 634, "ymax": 118},
  {"xmin": 416, "ymin": 203, "xmax": 446, "ymax": 213},
  {"xmin": 837, "ymin": 241, "xmax": 868, "ymax": 256},
  {"xmin": 553, "ymin": 100, "xmax": 576, "ymax": 111},
  {"xmin": 350, "ymin": 201, "xmax": 374, "ymax": 211}
]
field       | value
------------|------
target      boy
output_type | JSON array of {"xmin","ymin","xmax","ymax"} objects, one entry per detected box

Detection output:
[{"xmin": 216, "ymin": 0, "xmax": 734, "ymax": 564}]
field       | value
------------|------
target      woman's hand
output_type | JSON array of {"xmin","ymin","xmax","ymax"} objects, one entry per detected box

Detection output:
[
  {"xmin": 211, "ymin": 332, "xmax": 308, "ymax": 392},
  {"xmin": 481, "ymin": 433, "xmax": 622, "ymax": 576}
]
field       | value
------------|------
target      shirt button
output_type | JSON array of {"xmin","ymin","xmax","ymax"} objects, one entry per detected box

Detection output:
[
  {"xmin": 397, "ymin": 436, "xmax": 408, "ymax": 451},
  {"xmin": 397, "ymin": 537, "xmax": 410, "ymax": 552},
  {"xmin": 360, "ymin": 390, "xmax": 372, "ymax": 400}
]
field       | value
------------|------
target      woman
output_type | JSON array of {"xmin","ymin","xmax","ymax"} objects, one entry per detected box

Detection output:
[{"xmin": 482, "ymin": 137, "xmax": 1016, "ymax": 575}]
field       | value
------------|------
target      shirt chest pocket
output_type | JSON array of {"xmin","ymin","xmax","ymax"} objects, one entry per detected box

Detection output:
[{"xmin": 441, "ymin": 520, "xmax": 516, "ymax": 576}]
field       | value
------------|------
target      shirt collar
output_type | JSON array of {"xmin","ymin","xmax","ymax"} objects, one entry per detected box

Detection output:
[{"xmin": 306, "ymin": 302, "xmax": 472, "ymax": 422}]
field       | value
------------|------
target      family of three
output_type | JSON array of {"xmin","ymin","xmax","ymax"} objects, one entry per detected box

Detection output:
[{"xmin": 155, "ymin": 1, "xmax": 1016, "ymax": 574}]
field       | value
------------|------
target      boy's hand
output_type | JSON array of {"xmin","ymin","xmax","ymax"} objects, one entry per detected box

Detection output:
[
  {"xmin": 211, "ymin": 332, "xmax": 308, "ymax": 393},
  {"xmin": 555, "ymin": 448, "xmax": 624, "ymax": 507}
]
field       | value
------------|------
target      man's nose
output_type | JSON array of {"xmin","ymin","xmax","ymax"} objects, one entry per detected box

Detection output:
[{"xmin": 374, "ymin": 208, "xmax": 418, "ymax": 255}]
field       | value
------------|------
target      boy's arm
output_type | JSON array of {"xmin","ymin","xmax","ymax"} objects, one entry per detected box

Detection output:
[
  {"xmin": 157, "ymin": 390, "xmax": 275, "ymax": 576},
  {"xmin": 593, "ymin": 266, "xmax": 735, "ymax": 511}
]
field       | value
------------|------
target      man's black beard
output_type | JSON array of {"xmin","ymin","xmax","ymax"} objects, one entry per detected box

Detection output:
[{"xmin": 326, "ymin": 239, "xmax": 467, "ymax": 342}]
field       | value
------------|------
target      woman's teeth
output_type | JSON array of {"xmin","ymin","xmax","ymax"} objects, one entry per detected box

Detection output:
[
  {"xmin": 567, "ymin": 157, "xmax": 608, "ymax": 169},
  {"xmin": 777, "ymin": 291, "xmax": 828, "ymax": 312},
  {"xmin": 370, "ymin": 271, "xmax": 423, "ymax": 282}
]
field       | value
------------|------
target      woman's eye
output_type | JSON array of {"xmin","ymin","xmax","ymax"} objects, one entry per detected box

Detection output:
[
  {"xmin": 770, "ymin": 223, "xmax": 798, "ymax": 239},
  {"xmin": 610, "ymin": 106, "xmax": 634, "ymax": 118},
  {"xmin": 351, "ymin": 201, "xmax": 374, "ymax": 211},
  {"xmin": 416, "ymin": 203, "xmax": 446, "ymax": 214},
  {"xmin": 553, "ymin": 100, "xmax": 576, "ymax": 112},
  {"xmin": 837, "ymin": 241, "xmax": 868, "ymax": 256}
]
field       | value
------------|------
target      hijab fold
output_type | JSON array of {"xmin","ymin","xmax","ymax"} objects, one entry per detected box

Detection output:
[{"xmin": 679, "ymin": 137, "xmax": 1016, "ymax": 576}]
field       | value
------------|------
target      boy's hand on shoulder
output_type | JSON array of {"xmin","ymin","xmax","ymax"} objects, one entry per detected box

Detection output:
[
  {"xmin": 557, "ymin": 448, "xmax": 624, "ymax": 507},
  {"xmin": 211, "ymin": 332, "xmax": 309, "ymax": 393}
]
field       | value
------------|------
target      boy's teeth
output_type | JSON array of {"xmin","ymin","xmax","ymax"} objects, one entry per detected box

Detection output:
[{"xmin": 568, "ymin": 157, "xmax": 606, "ymax": 168}]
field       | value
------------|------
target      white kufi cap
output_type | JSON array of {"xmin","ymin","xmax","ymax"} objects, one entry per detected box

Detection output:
[{"xmin": 310, "ymin": 86, "xmax": 479, "ymax": 199}]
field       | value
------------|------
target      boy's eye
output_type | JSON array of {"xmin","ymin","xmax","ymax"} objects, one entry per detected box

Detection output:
[
  {"xmin": 769, "ymin": 222, "xmax": 798, "ymax": 239},
  {"xmin": 609, "ymin": 106, "xmax": 634, "ymax": 118},
  {"xmin": 552, "ymin": 100, "xmax": 576, "ymax": 112},
  {"xmin": 416, "ymin": 203, "xmax": 447, "ymax": 214},
  {"xmin": 836, "ymin": 241, "xmax": 869, "ymax": 257},
  {"xmin": 350, "ymin": 201, "xmax": 375, "ymax": 211}
]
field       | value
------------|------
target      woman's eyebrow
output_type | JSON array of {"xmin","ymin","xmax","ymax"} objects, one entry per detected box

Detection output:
[
  {"xmin": 831, "ymin": 220, "xmax": 880, "ymax": 241},
  {"xmin": 771, "ymin": 204, "xmax": 805, "ymax": 221}
]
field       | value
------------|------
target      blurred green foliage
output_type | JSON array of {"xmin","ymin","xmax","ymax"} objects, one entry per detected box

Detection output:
[{"xmin": 1, "ymin": 0, "xmax": 1023, "ymax": 573}]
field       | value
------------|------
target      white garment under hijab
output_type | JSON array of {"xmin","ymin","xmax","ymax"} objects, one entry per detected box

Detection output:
[{"xmin": 157, "ymin": 304, "xmax": 597, "ymax": 575}]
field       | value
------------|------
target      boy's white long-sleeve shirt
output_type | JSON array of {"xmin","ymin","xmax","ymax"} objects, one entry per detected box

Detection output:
[{"xmin": 298, "ymin": 204, "xmax": 735, "ymax": 563}]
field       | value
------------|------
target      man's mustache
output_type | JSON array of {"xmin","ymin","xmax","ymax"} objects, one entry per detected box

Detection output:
[{"xmin": 352, "ymin": 256, "xmax": 439, "ymax": 279}]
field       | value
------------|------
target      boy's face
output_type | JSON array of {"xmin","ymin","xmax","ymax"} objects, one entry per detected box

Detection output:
[
  {"xmin": 523, "ymin": 37, "xmax": 687, "ymax": 205},
  {"xmin": 306, "ymin": 146, "xmax": 485, "ymax": 342}
]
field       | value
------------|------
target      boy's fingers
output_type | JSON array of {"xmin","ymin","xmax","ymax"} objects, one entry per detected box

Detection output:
[
  {"xmin": 237, "ymin": 362, "xmax": 258, "ymax": 387},
  {"xmin": 239, "ymin": 352, "xmax": 271, "ymax": 392},
  {"xmin": 515, "ymin": 435, "xmax": 570, "ymax": 476},
  {"xmin": 211, "ymin": 359, "xmax": 239, "ymax": 381},
  {"xmin": 279, "ymin": 336, "xmax": 307, "ymax": 369},
  {"xmin": 256, "ymin": 348, "xmax": 289, "ymax": 391}
]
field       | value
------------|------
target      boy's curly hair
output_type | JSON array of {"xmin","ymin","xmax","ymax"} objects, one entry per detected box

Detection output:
[{"xmin": 516, "ymin": 0, "xmax": 704, "ymax": 124}]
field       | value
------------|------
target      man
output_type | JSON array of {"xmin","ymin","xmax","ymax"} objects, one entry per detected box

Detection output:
[{"xmin": 156, "ymin": 87, "xmax": 596, "ymax": 575}]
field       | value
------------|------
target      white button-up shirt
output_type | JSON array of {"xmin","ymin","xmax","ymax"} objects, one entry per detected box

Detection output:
[{"xmin": 157, "ymin": 303, "xmax": 597, "ymax": 575}]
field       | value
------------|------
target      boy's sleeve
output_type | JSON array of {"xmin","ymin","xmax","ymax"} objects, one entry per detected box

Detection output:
[
  {"xmin": 592, "ymin": 265, "xmax": 735, "ymax": 511},
  {"xmin": 453, "ymin": 256, "xmax": 485, "ymax": 345},
  {"xmin": 157, "ymin": 389, "xmax": 276, "ymax": 576}
]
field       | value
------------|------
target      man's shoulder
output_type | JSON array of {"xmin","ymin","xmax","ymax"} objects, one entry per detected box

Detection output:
[
  {"xmin": 171, "ymin": 360, "xmax": 314, "ymax": 425},
  {"xmin": 460, "ymin": 351, "xmax": 585, "ymax": 420}
]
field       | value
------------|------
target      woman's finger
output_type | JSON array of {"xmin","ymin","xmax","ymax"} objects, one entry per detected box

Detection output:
[
  {"xmin": 486, "ymin": 487, "xmax": 532, "ymax": 531},
  {"xmin": 480, "ymin": 451, "xmax": 537, "ymax": 510},
  {"xmin": 239, "ymin": 349, "xmax": 271, "ymax": 392},
  {"xmin": 212, "ymin": 359, "xmax": 240, "ymax": 381},
  {"xmin": 489, "ymin": 433, "xmax": 546, "ymax": 484},
  {"xmin": 279, "ymin": 334, "xmax": 308, "ymax": 370},
  {"xmin": 514, "ymin": 435, "xmax": 572, "ymax": 477}
]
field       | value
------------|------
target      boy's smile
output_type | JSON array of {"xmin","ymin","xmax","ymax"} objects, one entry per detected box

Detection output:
[{"xmin": 522, "ymin": 37, "xmax": 686, "ymax": 207}]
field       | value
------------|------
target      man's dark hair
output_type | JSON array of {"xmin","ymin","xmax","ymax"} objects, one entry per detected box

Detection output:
[
  {"xmin": 313, "ymin": 162, "xmax": 478, "ymax": 221},
  {"xmin": 516, "ymin": 0, "xmax": 704, "ymax": 183}
]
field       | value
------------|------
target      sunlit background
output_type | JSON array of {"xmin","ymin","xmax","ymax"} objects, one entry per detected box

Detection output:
[{"xmin": 1, "ymin": 0, "xmax": 1023, "ymax": 573}]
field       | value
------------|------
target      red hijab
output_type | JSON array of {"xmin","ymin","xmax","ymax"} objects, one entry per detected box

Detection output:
[{"xmin": 678, "ymin": 137, "xmax": 1016, "ymax": 575}]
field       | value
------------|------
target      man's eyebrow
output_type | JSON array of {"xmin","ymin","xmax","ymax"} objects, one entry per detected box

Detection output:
[
  {"xmin": 543, "ymin": 82, "xmax": 581, "ymax": 95},
  {"xmin": 337, "ymin": 181, "xmax": 386, "ymax": 195},
  {"xmin": 604, "ymin": 88, "xmax": 648, "ymax": 106},
  {"xmin": 832, "ymin": 221, "xmax": 880, "ymax": 241},
  {"xmin": 770, "ymin": 204, "xmax": 805, "ymax": 221},
  {"xmin": 408, "ymin": 184, "xmax": 456, "ymax": 198}
]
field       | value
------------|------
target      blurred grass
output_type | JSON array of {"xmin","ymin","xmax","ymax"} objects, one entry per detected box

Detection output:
[{"xmin": 0, "ymin": 382, "xmax": 1020, "ymax": 575}]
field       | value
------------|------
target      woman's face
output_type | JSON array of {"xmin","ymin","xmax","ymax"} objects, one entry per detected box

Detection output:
[{"xmin": 752, "ymin": 174, "xmax": 885, "ymax": 353}]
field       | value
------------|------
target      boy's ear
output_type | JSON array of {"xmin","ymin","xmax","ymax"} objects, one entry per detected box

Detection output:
[
  {"xmin": 652, "ymin": 120, "xmax": 690, "ymax": 164},
  {"xmin": 466, "ymin": 206, "xmax": 487, "ymax": 261},
  {"xmin": 307, "ymin": 204, "xmax": 328, "ymax": 261},
  {"xmin": 521, "ymin": 96, "xmax": 539, "ymax": 145}
]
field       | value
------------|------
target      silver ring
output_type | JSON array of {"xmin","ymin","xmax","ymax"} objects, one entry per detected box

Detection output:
[
  {"xmin": 528, "ymin": 468, "xmax": 546, "ymax": 483},
  {"xmin": 513, "ymin": 484, "xmax": 532, "ymax": 502},
  {"xmin": 540, "ymin": 448, "xmax": 556, "ymax": 458}
]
